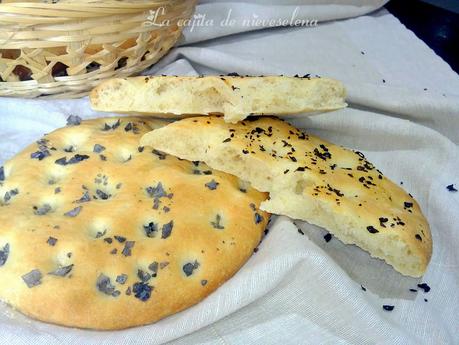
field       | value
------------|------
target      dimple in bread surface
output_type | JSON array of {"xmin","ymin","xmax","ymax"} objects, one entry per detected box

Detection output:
[
  {"xmin": 0, "ymin": 117, "xmax": 269, "ymax": 330},
  {"xmin": 89, "ymin": 75, "xmax": 347, "ymax": 123},
  {"xmin": 140, "ymin": 116, "xmax": 432, "ymax": 277}
]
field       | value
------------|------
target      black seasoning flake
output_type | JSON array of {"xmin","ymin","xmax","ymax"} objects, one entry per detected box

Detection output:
[
  {"xmin": 110, "ymin": 248, "xmax": 117, "ymax": 255},
  {"xmin": 77, "ymin": 191, "xmax": 91, "ymax": 203},
  {"xmin": 324, "ymin": 233, "xmax": 332, "ymax": 242},
  {"xmin": 116, "ymin": 274, "xmax": 128, "ymax": 284},
  {"xmin": 3, "ymin": 188, "xmax": 19, "ymax": 203},
  {"xmin": 382, "ymin": 305, "xmax": 394, "ymax": 311},
  {"xmin": 222, "ymin": 138, "xmax": 231, "ymax": 143},
  {"xmin": 152, "ymin": 149, "xmax": 166, "ymax": 160},
  {"xmin": 446, "ymin": 184, "xmax": 458, "ymax": 192},
  {"xmin": 361, "ymin": 285, "xmax": 366, "ymax": 292},
  {"xmin": 96, "ymin": 274, "xmax": 119, "ymax": 297},
  {"xmin": 64, "ymin": 206, "xmax": 82, "ymax": 217},
  {"xmin": 66, "ymin": 115, "xmax": 82, "ymax": 126},
  {"xmin": 34, "ymin": 204, "xmax": 52, "ymax": 216},
  {"xmin": 95, "ymin": 189, "xmax": 111, "ymax": 200},
  {"xmin": 69, "ymin": 154, "xmax": 90, "ymax": 164},
  {"xmin": 148, "ymin": 262, "xmax": 159, "ymax": 276},
  {"xmin": 201, "ymin": 279, "xmax": 208, "ymax": 286},
  {"xmin": 48, "ymin": 264, "xmax": 73, "ymax": 277},
  {"xmin": 67, "ymin": 154, "xmax": 89, "ymax": 164},
  {"xmin": 289, "ymin": 156, "xmax": 297, "ymax": 162},
  {"xmin": 205, "ymin": 179, "xmax": 219, "ymax": 190},
  {"xmin": 0, "ymin": 166, "xmax": 4, "ymax": 181},
  {"xmin": 144, "ymin": 222, "xmax": 158, "ymax": 238},
  {"xmin": 95, "ymin": 229, "xmax": 106, "ymax": 238},
  {"xmin": 404, "ymin": 202, "xmax": 413, "ymax": 209},
  {"xmin": 124, "ymin": 122, "xmax": 133, "ymax": 132},
  {"xmin": 47, "ymin": 237, "xmax": 58, "ymax": 246},
  {"xmin": 367, "ymin": 226, "xmax": 379, "ymax": 234},
  {"xmin": 93, "ymin": 144, "xmax": 106, "ymax": 153},
  {"xmin": 55, "ymin": 157, "xmax": 67, "ymax": 165},
  {"xmin": 327, "ymin": 184, "xmax": 344, "ymax": 197},
  {"xmin": 100, "ymin": 154, "xmax": 107, "ymax": 161},
  {"xmin": 313, "ymin": 148, "xmax": 331, "ymax": 161},
  {"xmin": 104, "ymin": 237, "xmax": 113, "ymax": 244},
  {"xmin": 183, "ymin": 261, "xmax": 199, "ymax": 277},
  {"xmin": 415, "ymin": 234, "xmax": 422, "ymax": 241},
  {"xmin": 298, "ymin": 229, "xmax": 304, "ymax": 235},
  {"xmin": 161, "ymin": 221, "xmax": 173, "ymax": 239},
  {"xmin": 137, "ymin": 269, "xmax": 151, "ymax": 282},
  {"xmin": 409, "ymin": 288, "xmax": 417, "ymax": 292},
  {"xmin": 54, "ymin": 187, "xmax": 61, "ymax": 194},
  {"xmin": 55, "ymin": 154, "xmax": 89, "ymax": 166},
  {"xmin": 31, "ymin": 150, "xmax": 50, "ymax": 161},
  {"xmin": 122, "ymin": 241, "xmax": 135, "ymax": 256},
  {"xmin": 133, "ymin": 282, "xmax": 153, "ymax": 301},
  {"xmin": 242, "ymin": 149, "xmax": 249, "ymax": 155},
  {"xmin": 379, "ymin": 217, "xmax": 388, "ymax": 227},
  {"xmin": 417, "ymin": 283, "xmax": 431, "ymax": 293},
  {"xmin": 254, "ymin": 213, "xmax": 263, "ymax": 224},
  {"xmin": 0, "ymin": 243, "xmax": 9, "ymax": 266},
  {"xmin": 102, "ymin": 119, "xmax": 121, "ymax": 131},
  {"xmin": 355, "ymin": 151, "xmax": 365, "ymax": 159},
  {"xmin": 146, "ymin": 182, "xmax": 169, "ymax": 199},
  {"xmin": 114, "ymin": 235, "xmax": 126, "ymax": 243},
  {"xmin": 22, "ymin": 269, "xmax": 42, "ymax": 288},
  {"xmin": 211, "ymin": 214, "xmax": 225, "ymax": 230},
  {"xmin": 138, "ymin": 146, "xmax": 145, "ymax": 153}
]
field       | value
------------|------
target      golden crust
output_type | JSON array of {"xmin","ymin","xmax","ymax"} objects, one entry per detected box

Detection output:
[
  {"xmin": 141, "ymin": 116, "xmax": 432, "ymax": 277},
  {"xmin": 0, "ymin": 117, "xmax": 269, "ymax": 330}
]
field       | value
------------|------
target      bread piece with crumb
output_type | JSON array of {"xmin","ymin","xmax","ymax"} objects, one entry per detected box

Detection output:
[
  {"xmin": 90, "ymin": 75, "xmax": 347, "ymax": 123},
  {"xmin": 141, "ymin": 116, "xmax": 432, "ymax": 277}
]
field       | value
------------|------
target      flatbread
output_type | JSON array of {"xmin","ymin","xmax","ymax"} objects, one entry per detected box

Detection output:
[
  {"xmin": 0, "ymin": 116, "xmax": 269, "ymax": 330},
  {"xmin": 89, "ymin": 75, "xmax": 347, "ymax": 123},
  {"xmin": 141, "ymin": 116, "xmax": 432, "ymax": 277}
]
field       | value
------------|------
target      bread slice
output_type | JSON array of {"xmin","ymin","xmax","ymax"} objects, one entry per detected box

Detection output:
[
  {"xmin": 90, "ymin": 75, "xmax": 347, "ymax": 123},
  {"xmin": 140, "ymin": 116, "xmax": 432, "ymax": 277}
]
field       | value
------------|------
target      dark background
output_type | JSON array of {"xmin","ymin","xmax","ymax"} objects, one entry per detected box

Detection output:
[{"xmin": 386, "ymin": 0, "xmax": 459, "ymax": 73}]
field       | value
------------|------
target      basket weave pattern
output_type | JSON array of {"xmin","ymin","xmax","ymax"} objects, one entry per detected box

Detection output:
[{"xmin": 0, "ymin": 0, "xmax": 196, "ymax": 98}]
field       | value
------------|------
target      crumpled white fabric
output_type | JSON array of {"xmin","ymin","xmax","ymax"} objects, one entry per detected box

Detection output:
[{"xmin": 0, "ymin": 1, "xmax": 458, "ymax": 344}]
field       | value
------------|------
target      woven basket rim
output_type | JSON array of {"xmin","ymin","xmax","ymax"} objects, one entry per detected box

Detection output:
[{"xmin": 0, "ymin": 0, "xmax": 197, "ymax": 98}]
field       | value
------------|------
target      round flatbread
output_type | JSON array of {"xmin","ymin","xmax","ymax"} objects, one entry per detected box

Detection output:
[{"xmin": 0, "ymin": 116, "xmax": 269, "ymax": 330}]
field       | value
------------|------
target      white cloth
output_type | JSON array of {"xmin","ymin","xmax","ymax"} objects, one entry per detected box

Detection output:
[{"xmin": 1, "ymin": 1, "xmax": 458, "ymax": 344}]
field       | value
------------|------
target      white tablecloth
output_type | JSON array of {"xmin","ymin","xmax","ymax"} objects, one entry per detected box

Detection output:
[{"xmin": 0, "ymin": 1, "xmax": 458, "ymax": 344}]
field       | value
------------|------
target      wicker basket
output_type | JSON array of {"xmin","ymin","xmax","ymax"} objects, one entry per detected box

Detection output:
[{"xmin": 0, "ymin": 0, "xmax": 197, "ymax": 98}]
